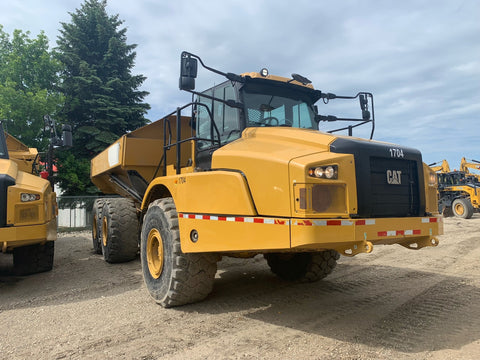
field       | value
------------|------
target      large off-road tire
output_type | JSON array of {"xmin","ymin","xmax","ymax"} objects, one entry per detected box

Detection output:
[
  {"xmin": 140, "ymin": 198, "xmax": 218, "ymax": 307},
  {"xmin": 264, "ymin": 250, "xmax": 340, "ymax": 282},
  {"xmin": 442, "ymin": 206, "xmax": 454, "ymax": 217},
  {"xmin": 452, "ymin": 198, "xmax": 474, "ymax": 219},
  {"xmin": 92, "ymin": 199, "xmax": 104, "ymax": 254},
  {"xmin": 101, "ymin": 198, "xmax": 139, "ymax": 263},
  {"xmin": 13, "ymin": 241, "xmax": 54, "ymax": 275}
]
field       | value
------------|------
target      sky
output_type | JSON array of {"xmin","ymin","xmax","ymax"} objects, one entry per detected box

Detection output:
[{"xmin": 0, "ymin": 0, "xmax": 479, "ymax": 170}]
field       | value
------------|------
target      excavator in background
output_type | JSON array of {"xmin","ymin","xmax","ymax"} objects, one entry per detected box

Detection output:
[
  {"xmin": 0, "ymin": 118, "xmax": 71, "ymax": 275},
  {"xmin": 460, "ymin": 157, "xmax": 480, "ymax": 183},
  {"xmin": 429, "ymin": 159, "xmax": 480, "ymax": 218},
  {"xmin": 428, "ymin": 159, "xmax": 450, "ymax": 173}
]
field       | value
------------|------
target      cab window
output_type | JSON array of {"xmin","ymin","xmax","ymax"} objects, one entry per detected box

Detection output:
[
  {"xmin": 196, "ymin": 83, "xmax": 240, "ymax": 147},
  {"xmin": 242, "ymin": 88, "xmax": 316, "ymax": 129}
]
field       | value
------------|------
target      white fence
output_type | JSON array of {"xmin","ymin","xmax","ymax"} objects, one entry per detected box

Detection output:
[{"xmin": 57, "ymin": 196, "xmax": 98, "ymax": 231}]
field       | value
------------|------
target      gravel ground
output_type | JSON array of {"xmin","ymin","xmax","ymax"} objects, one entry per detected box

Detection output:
[{"xmin": 1, "ymin": 214, "xmax": 479, "ymax": 359}]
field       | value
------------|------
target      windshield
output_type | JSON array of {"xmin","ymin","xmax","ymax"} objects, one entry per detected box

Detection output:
[{"xmin": 241, "ymin": 84, "xmax": 317, "ymax": 129}]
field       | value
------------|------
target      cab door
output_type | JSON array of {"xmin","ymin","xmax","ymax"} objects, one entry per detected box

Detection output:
[{"xmin": 195, "ymin": 83, "xmax": 241, "ymax": 169}]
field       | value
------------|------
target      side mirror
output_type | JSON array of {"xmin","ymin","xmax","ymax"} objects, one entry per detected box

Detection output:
[
  {"xmin": 359, "ymin": 94, "xmax": 370, "ymax": 121},
  {"xmin": 62, "ymin": 125, "xmax": 73, "ymax": 147},
  {"xmin": 179, "ymin": 53, "xmax": 198, "ymax": 91}
]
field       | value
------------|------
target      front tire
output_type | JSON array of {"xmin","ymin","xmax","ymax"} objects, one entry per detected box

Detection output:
[
  {"xmin": 452, "ymin": 198, "xmax": 474, "ymax": 219},
  {"xmin": 264, "ymin": 250, "xmax": 340, "ymax": 282},
  {"xmin": 140, "ymin": 198, "xmax": 217, "ymax": 307},
  {"xmin": 13, "ymin": 241, "xmax": 54, "ymax": 275}
]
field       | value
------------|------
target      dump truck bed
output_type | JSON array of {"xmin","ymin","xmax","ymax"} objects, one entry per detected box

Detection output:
[{"xmin": 91, "ymin": 116, "xmax": 194, "ymax": 202}]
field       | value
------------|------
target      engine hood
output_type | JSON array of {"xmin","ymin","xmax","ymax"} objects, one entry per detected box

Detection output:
[{"xmin": 212, "ymin": 127, "xmax": 341, "ymax": 216}]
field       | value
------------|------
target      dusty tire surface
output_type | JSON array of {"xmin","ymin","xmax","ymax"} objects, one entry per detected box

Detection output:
[
  {"xmin": 264, "ymin": 250, "xmax": 340, "ymax": 281},
  {"xmin": 1, "ymin": 215, "xmax": 480, "ymax": 359},
  {"xmin": 452, "ymin": 197, "xmax": 474, "ymax": 219},
  {"xmin": 101, "ymin": 198, "xmax": 139, "ymax": 263},
  {"xmin": 12, "ymin": 241, "xmax": 54, "ymax": 276},
  {"xmin": 91, "ymin": 199, "xmax": 104, "ymax": 255},
  {"xmin": 140, "ymin": 198, "xmax": 217, "ymax": 307}
]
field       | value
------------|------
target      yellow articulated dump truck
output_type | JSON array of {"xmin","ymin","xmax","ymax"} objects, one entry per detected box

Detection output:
[
  {"xmin": 91, "ymin": 51, "xmax": 443, "ymax": 307},
  {"xmin": 0, "ymin": 121, "xmax": 57, "ymax": 275}
]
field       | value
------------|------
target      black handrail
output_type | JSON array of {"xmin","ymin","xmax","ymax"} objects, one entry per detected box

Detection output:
[{"xmin": 159, "ymin": 101, "xmax": 222, "ymax": 176}]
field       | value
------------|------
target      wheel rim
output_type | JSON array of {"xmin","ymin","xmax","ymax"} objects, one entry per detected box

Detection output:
[
  {"xmin": 93, "ymin": 214, "xmax": 98, "ymax": 240},
  {"xmin": 147, "ymin": 228, "xmax": 164, "ymax": 279},
  {"xmin": 454, "ymin": 203, "xmax": 465, "ymax": 216},
  {"xmin": 102, "ymin": 216, "xmax": 108, "ymax": 246}
]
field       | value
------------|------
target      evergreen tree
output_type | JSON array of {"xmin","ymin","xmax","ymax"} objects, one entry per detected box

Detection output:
[
  {"xmin": 0, "ymin": 26, "xmax": 64, "ymax": 149},
  {"xmin": 56, "ymin": 0, "xmax": 150, "ymax": 195}
]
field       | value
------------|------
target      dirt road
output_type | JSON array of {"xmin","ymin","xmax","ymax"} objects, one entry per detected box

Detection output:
[{"xmin": 1, "ymin": 215, "xmax": 479, "ymax": 360}]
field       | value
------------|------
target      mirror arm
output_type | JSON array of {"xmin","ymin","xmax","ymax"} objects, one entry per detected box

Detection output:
[{"xmin": 182, "ymin": 51, "xmax": 244, "ymax": 83}]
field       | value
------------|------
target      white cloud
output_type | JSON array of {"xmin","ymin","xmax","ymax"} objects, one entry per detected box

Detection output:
[{"xmin": 0, "ymin": 0, "xmax": 479, "ymax": 167}]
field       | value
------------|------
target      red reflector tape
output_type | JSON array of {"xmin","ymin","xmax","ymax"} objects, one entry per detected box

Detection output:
[
  {"xmin": 179, "ymin": 213, "xmax": 290, "ymax": 225},
  {"xmin": 327, "ymin": 220, "xmax": 341, "ymax": 226},
  {"xmin": 356, "ymin": 219, "xmax": 376, "ymax": 226},
  {"xmin": 377, "ymin": 229, "xmax": 421, "ymax": 237},
  {"xmin": 292, "ymin": 220, "xmax": 353, "ymax": 226}
]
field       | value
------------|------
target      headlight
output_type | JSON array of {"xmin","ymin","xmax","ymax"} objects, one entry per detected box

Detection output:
[
  {"xmin": 314, "ymin": 167, "xmax": 324, "ymax": 178},
  {"xmin": 325, "ymin": 166, "xmax": 336, "ymax": 179},
  {"xmin": 21, "ymin": 193, "xmax": 40, "ymax": 202},
  {"xmin": 309, "ymin": 165, "xmax": 338, "ymax": 179}
]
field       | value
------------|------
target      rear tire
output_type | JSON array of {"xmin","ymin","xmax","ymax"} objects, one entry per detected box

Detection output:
[
  {"xmin": 140, "ymin": 198, "xmax": 218, "ymax": 307},
  {"xmin": 101, "ymin": 198, "xmax": 139, "ymax": 263},
  {"xmin": 452, "ymin": 198, "xmax": 474, "ymax": 219},
  {"xmin": 264, "ymin": 250, "xmax": 340, "ymax": 282},
  {"xmin": 13, "ymin": 241, "xmax": 54, "ymax": 275},
  {"xmin": 92, "ymin": 199, "xmax": 104, "ymax": 254}
]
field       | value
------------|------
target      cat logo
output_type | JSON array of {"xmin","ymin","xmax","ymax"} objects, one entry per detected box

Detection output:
[{"xmin": 386, "ymin": 170, "xmax": 402, "ymax": 185}]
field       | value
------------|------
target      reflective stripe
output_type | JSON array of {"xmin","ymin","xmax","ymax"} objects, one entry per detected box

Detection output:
[
  {"xmin": 356, "ymin": 219, "xmax": 376, "ymax": 225},
  {"xmin": 179, "ymin": 213, "xmax": 290, "ymax": 225},
  {"xmin": 179, "ymin": 213, "xmax": 432, "ymax": 236},
  {"xmin": 378, "ymin": 229, "xmax": 422, "ymax": 237}
]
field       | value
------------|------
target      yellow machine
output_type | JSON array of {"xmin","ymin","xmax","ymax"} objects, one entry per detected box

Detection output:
[
  {"xmin": 91, "ymin": 52, "xmax": 443, "ymax": 307},
  {"xmin": 436, "ymin": 171, "xmax": 480, "ymax": 218},
  {"xmin": 0, "ymin": 122, "xmax": 57, "ymax": 275},
  {"xmin": 428, "ymin": 159, "xmax": 450, "ymax": 173},
  {"xmin": 460, "ymin": 157, "xmax": 480, "ymax": 183},
  {"xmin": 429, "ymin": 159, "xmax": 480, "ymax": 218}
]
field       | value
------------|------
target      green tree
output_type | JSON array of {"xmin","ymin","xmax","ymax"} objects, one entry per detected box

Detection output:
[
  {"xmin": 55, "ymin": 0, "xmax": 150, "ymax": 195},
  {"xmin": 0, "ymin": 25, "xmax": 64, "ymax": 149}
]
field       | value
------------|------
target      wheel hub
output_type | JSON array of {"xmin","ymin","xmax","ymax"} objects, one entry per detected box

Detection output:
[
  {"xmin": 147, "ymin": 228, "xmax": 164, "ymax": 279},
  {"xmin": 93, "ymin": 214, "xmax": 98, "ymax": 239},
  {"xmin": 102, "ymin": 216, "xmax": 108, "ymax": 246},
  {"xmin": 454, "ymin": 203, "xmax": 465, "ymax": 216}
]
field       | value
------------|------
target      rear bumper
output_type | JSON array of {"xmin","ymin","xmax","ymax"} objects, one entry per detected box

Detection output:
[{"xmin": 0, "ymin": 219, "xmax": 57, "ymax": 252}]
